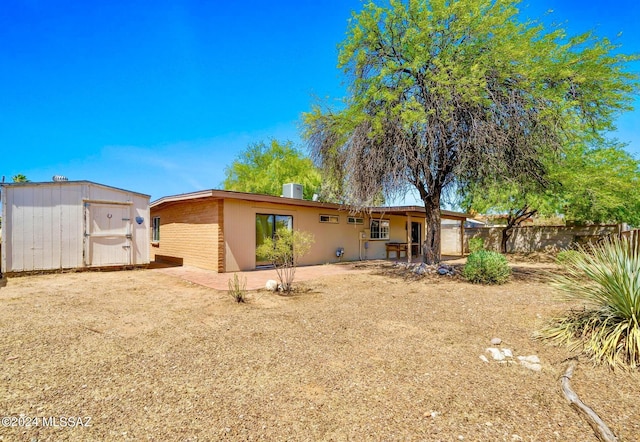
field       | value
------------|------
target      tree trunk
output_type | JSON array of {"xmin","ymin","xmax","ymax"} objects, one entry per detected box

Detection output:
[
  {"xmin": 423, "ymin": 196, "xmax": 441, "ymax": 265},
  {"xmin": 501, "ymin": 206, "xmax": 537, "ymax": 254},
  {"xmin": 500, "ymin": 227, "xmax": 513, "ymax": 254}
]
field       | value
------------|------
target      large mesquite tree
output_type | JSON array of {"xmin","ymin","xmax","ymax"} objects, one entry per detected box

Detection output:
[{"xmin": 303, "ymin": 0, "xmax": 637, "ymax": 264}]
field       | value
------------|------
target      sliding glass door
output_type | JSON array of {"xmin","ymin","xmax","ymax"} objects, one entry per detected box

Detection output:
[{"xmin": 255, "ymin": 214, "xmax": 293, "ymax": 266}]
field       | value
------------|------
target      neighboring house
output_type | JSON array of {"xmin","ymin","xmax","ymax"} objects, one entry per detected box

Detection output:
[
  {"xmin": 1, "ymin": 180, "xmax": 150, "ymax": 274},
  {"xmin": 150, "ymin": 188, "xmax": 468, "ymax": 272}
]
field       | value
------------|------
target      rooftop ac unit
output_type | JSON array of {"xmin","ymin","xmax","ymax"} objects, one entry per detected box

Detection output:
[{"xmin": 282, "ymin": 183, "xmax": 303, "ymax": 199}]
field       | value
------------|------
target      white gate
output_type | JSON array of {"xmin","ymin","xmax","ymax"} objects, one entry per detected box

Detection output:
[{"xmin": 84, "ymin": 202, "xmax": 132, "ymax": 266}]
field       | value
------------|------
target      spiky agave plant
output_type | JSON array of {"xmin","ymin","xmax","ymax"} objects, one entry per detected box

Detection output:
[{"xmin": 537, "ymin": 236, "xmax": 640, "ymax": 368}]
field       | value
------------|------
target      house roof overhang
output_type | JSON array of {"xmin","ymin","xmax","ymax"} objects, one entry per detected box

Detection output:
[{"xmin": 150, "ymin": 189, "xmax": 469, "ymax": 220}]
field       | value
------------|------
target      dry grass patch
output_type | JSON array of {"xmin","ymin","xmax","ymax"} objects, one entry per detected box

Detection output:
[{"xmin": 0, "ymin": 265, "xmax": 638, "ymax": 441}]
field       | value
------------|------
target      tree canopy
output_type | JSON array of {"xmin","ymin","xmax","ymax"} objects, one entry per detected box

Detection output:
[
  {"xmin": 462, "ymin": 139, "xmax": 640, "ymax": 251},
  {"xmin": 222, "ymin": 139, "xmax": 322, "ymax": 200},
  {"xmin": 11, "ymin": 174, "xmax": 29, "ymax": 182},
  {"xmin": 555, "ymin": 141, "xmax": 640, "ymax": 226},
  {"xmin": 304, "ymin": 0, "xmax": 637, "ymax": 263}
]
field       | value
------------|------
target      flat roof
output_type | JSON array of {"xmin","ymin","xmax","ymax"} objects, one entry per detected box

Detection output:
[{"xmin": 151, "ymin": 189, "xmax": 470, "ymax": 220}]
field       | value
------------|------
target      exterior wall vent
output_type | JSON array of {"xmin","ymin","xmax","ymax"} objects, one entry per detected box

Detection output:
[{"xmin": 282, "ymin": 183, "xmax": 303, "ymax": 199}]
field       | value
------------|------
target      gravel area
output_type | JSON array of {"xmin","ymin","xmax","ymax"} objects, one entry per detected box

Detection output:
[{"xmin": 1, "ymin": 263, "xmax": 639, "ymax": 441}]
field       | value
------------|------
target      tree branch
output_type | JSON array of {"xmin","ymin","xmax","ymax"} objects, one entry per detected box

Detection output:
[{"xmin": 560, "ymin": 359, "xmax": 618, "ymax": 442}]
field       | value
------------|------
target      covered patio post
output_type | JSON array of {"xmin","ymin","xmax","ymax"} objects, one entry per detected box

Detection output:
[
  {"xmin": 460, "ymin": 217, "xmax": 465, "ymax": 256},
  {"xmin": 406, "ymin": 213, "xmax": 412, "ymax": 262}
]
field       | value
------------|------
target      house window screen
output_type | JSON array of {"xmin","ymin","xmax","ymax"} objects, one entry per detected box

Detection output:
[
  {"xmin": 320, "ymin": 214, "xmax": 339, "ymax": 223},
  {"xmin": 370, "ymin": 219, "xmax": 390, "ymax": 240}
]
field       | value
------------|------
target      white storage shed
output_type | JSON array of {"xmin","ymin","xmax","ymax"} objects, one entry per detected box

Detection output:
[{"xmin": 1, "ymin": 180, "xmax": 150, "ymax": 274}]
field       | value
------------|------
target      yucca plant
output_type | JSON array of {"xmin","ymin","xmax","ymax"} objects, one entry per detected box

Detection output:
[
  {"xmin": 556, "ymin": 249, "xmax": 581, "ymax": 265},
  {"xmin": 537, "ymin": 236, "xmax": 640, "ymax": 369}
]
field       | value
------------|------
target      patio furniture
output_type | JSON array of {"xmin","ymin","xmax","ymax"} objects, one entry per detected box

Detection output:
[{"xmin": 385, "ymin": 242, "xmax": 408, "ymax": 259}]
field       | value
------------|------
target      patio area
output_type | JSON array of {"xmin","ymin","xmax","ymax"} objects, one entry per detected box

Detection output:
[{"xmin": 150, "ymin": 256, "xmax": 466, "ymax": 290}]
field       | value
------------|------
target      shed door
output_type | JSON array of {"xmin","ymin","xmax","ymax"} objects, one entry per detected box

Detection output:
[{"xmin": 85, "ymin": 203, "xmax": 132, "ymax": 266}]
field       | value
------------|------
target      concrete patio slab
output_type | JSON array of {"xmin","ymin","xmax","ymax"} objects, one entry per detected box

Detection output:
[{"xmin": 150, "ymin": 255, "xmax": 466, "ymax": 291}]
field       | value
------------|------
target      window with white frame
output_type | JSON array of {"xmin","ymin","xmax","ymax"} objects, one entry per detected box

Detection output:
[
  {"xmin": 347, "ymin": 216, "xmax": 364, "ymax": 225},
  {"xmin": 152, "ymin": 216, "xmax": 160, "ymax": 242},
  {"xmin": 319, "ymin": 214, "xmax": 339, "ymax": 224},
  {"xmin": 370, "ymin": 219, "xmax": 390, "ymax": 240}
]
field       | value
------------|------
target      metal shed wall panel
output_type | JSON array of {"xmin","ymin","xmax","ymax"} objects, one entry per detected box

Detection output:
[
  {"xmin": 3, "ymin": 184, "xmax": 84, "ymax": 272},
  {"xmin": 1, "ymin": 182, "xmax": 150, "ymax": 273}
]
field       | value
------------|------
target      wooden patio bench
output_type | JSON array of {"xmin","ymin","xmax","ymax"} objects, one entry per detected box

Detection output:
[{"xmin": 385, "ymin": 242, "xmax": 408, "ymax": 259}]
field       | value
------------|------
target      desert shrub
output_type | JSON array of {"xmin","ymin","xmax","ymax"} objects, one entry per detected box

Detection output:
[
  {"xmin": 556, "ymin": 249, "xmax": 581, "ymax": 265},
  {"xmin": 255, "ymin": 228, "xmax": 314, "ymax": 293},
  {"xmin": 468, "ymin": 237, "xmax": 485, "ymax": 253},
  {"xmin": 537, "ymin": 237, "xmax": 640, "ymax": 368},
  {"xmin": 463, "ymin": 250, "xmax": 511, "ymax": 284},
  {"xmin": 228, "ymin": 273, "xmax": 247, "ymax": 303}
]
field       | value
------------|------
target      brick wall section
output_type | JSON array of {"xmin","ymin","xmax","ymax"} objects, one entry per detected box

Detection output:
[
  {"xmin": 150, "ymin": 198, "xmax": 221, "ymax": 271},
  {"xmin": 216, "ymin": 199, "xmax": 225, "ymax": 272}
]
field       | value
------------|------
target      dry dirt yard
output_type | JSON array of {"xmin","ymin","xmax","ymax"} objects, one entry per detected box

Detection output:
[{"xmin": 1, "ymin": 261, "xmax": 639, "ymax": 442}]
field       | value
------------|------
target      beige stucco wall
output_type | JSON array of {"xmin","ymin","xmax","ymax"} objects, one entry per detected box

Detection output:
[
  {"xmin": 150, "ymin": 198, "xmax": 223, "ymax": 271},
  {"xmin": 441, "ymin": 220, "xmax": 462, "ymax": 255},
  {"xmin": 464, "ymin": 224, "xmax": 622, "ymax": 253},
  {"xmin": 151, "ymin": 196, "xmax": 439, "ymax": 272},
  {"xmin": 223, "ymin": 199, "xmax": 424, "ymax": 272}
]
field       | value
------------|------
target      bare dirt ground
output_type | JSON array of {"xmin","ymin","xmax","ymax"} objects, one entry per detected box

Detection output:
[{"xmin": 1, "ymin": 261, "xmax": 639, "ymax": 441}]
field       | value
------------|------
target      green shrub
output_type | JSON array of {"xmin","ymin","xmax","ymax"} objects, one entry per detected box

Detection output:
[
  {"xmin": 537, "ymin": 237, "xmax": 640, "ymax": 368},
  {"xmin": 463, "ymin": 250, "xmax": 511, "ymax": 284},
  {"xmin": 556, "ymin": 249, "xmax": 581, "ymax": 265},
  {"xmin": 255, "ymin": 228, "xmax": 314, "ymax": 293},
  {"xmin": 468, "ymin": 237, "xmax": 485, "ymax": 253}
]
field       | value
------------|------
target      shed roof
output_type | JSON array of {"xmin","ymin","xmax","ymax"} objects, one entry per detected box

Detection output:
[
  {"xmin": 0, "ymin": 180, "xmax": 150, "ymax": 200},
  {"xmin": 151, "ymin": 189, "xmax": 469, "ymax": 220}
]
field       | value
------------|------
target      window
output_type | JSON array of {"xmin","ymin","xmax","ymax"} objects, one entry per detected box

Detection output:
[
  {"xmin": 152, "ymin": 216, "xmax": 160, "ymax": 242},
  {"xmin": 370, "ymin": 219, "xmax": 390, "ymax": 240},
  {"xmin": 319, "ymin": 214, "xmax": 339, "ymax": 224},
  {"xmin": 256, "ymin": 214, "xmax": 293, "ymax": 266},
  {"xmin": 347, "ymin": 216, "xmax": 364, "ymax": 225}
]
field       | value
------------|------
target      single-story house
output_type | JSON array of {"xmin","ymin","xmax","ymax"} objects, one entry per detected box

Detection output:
[
  {"xmin": 150, "ymin": 188, "xmax": 468, "ymax": 272},
  {"xmin": 1, "ymin": 180, "xmax": 150, "ymax": 274}
]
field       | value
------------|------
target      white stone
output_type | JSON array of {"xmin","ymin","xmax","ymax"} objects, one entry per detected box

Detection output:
[
  {"xmin": 486, "ymin": 348, "xmax": 505, "ymax": 361},
  {"xmin": 479, "ymin": 355, "xmax": 490, "ymax": 363},
  {"xmin": 520, "ymin": 360, "xmax": 542, "ymax": 372},
  {"xmin": 265, "ymin": 280, "xmax": 279, "ymax": 291},
  {"xmin": 511, "ymin": 435, "xmax": 523, "ymax": 441},
  {"xmin": 490, "ymin": 337, "xmax": 502, "ymax": 345},
  {"xmin": 517, "ymin": 355, "xmax": 540, "ymax": 364},
  {"xmin": 502, "ymin": 348, "xmax": 513, "ymax": 358}
]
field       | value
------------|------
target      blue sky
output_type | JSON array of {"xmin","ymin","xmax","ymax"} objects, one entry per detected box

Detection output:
[{"xmin": 2, "ymin": 0, "xmax": 638, "ymax": 203}]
